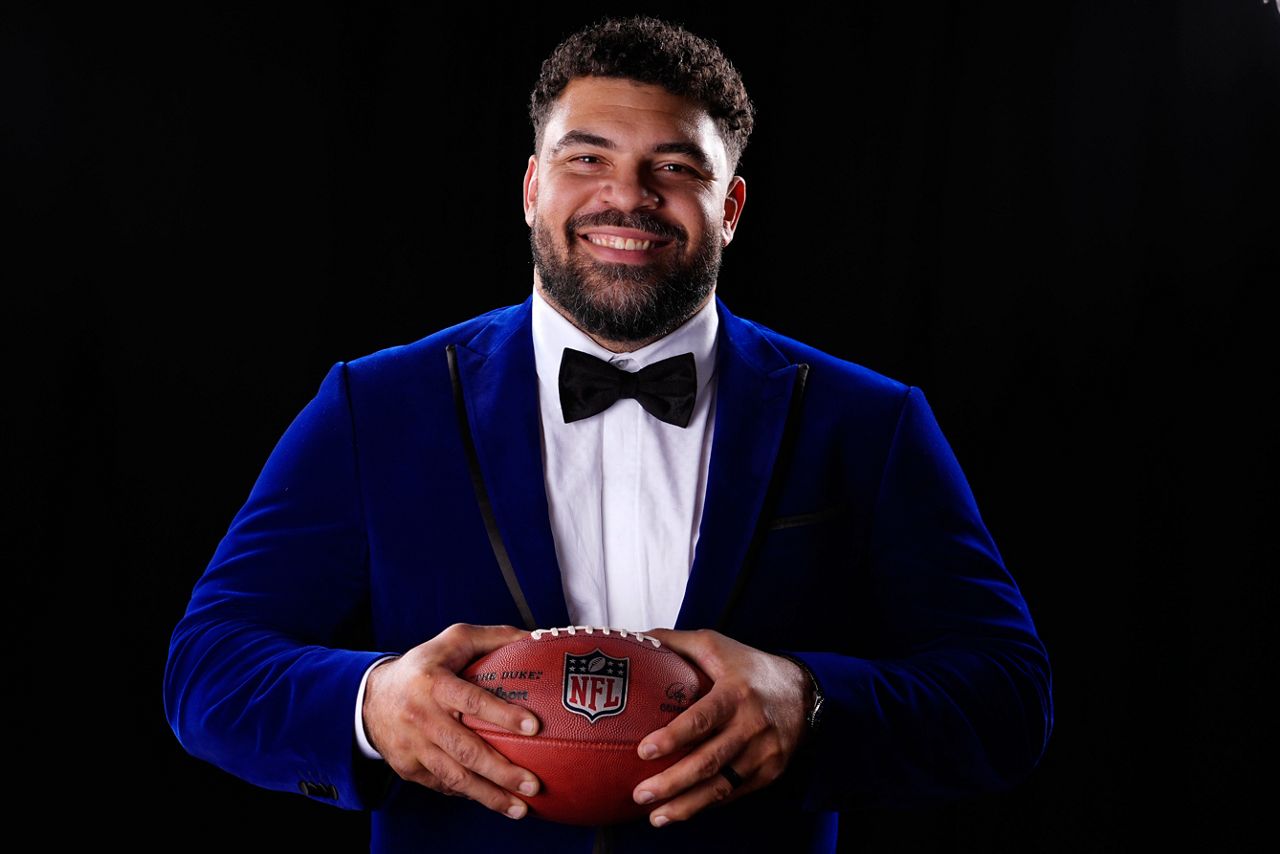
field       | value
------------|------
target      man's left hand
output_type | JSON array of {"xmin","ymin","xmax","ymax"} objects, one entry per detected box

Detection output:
[{"xmin": 632, "ymin": 629, "xmax": 811, "ymax": 827}]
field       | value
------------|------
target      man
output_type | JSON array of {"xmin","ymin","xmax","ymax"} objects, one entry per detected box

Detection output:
[{"xmin": 165, "ymin": 16, "xmax": 1052, "ymax": 853}]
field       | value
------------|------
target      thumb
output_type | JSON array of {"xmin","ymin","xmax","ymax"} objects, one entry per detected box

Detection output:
[
  {"xmin": 466, "ymin": 624, "xmax": 532, "ymax": 656},
  {"xmin": 440, "ymin": 623, "xmax": 530, "ymax": 671},
  {"xmin": 645, "ymin": 628, "xmax": 720, "ymax": 672}
]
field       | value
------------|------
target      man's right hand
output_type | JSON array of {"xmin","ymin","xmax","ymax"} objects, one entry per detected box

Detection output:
[{"xmin": 362, "ymin": 623, "xmax": 542, "ymax": 819}]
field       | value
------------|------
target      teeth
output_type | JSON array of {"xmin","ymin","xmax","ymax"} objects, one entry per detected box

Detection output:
[{"xmin": 587, "ymin": 234, "xmax": 654, "ymax": 251}]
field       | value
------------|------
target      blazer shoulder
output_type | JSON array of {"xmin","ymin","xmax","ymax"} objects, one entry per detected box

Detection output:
[
  {"xmin": 337, "ymin": 302, "xmax": 523, "ymax": 391},
  {"xmin": 738, "ymin": 315, "xmax": 912, "ymax": 413}
]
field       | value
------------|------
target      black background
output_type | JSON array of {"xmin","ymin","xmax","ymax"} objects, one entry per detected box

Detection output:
[{"xmin": 8, "ymin": 2, "xmax": 1278, "ymax": 849}]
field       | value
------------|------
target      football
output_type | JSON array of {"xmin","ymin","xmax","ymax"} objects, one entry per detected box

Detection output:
[{"xmin": 460, "ymin": 625, "xmax": 710, "ymax": 825}]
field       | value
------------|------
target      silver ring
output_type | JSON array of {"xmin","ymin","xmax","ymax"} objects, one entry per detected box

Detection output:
[{"xmin": 720, "ymin": 766, "xmax": 746, "ymax": 790}]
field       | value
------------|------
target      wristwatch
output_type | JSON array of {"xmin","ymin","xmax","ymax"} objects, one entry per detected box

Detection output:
[{"xmin": 777, "ymin": 653, "xmax": 825, "ymax": 733}]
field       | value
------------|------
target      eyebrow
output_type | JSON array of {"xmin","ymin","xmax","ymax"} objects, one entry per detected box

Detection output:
[{"xmin": 548, "ymin": 130, "xmax": 716, "ymax": 176}]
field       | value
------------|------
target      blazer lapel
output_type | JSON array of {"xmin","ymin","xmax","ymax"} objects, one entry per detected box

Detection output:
[
  {"xmin": 676, "ymin": 296, "xmax": 802, "ymax": 630},
  {"xmin": 452, "ymin": 297, "xmax": 571, "ymax": 630}
]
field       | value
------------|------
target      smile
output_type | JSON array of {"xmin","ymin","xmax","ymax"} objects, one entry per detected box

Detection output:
[
  {"xmin": 576, "ymin": 230, "xmax": 675, "ymax": 264},
  {"xmin": 585, "ymin": 234, "xmax": 663, "ymax": 251}
]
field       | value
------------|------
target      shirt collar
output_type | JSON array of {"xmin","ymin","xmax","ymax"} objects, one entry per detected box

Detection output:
[{"xmin": 531, "ymin": 285, "xmax": 719, "ymax": 402}]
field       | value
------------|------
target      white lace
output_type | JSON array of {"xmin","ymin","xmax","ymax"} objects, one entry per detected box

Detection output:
[{"xmin": 529, "ymin": 625, "xmax": 661, "ymax": 648}]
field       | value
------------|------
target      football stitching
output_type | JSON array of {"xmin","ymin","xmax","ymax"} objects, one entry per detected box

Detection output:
[{"xmin": 529, "ymin": 625, "xmax": 661, "ymax": 647}]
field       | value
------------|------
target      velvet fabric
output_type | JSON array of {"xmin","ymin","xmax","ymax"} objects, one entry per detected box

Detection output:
[{"xmin": 164, "ymin": 294, "xmax": 1052, "ymax": 853}]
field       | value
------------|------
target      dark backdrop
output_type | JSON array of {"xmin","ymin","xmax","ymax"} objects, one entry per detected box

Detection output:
[{"xmin": 9, "ymin": 2, "xmax": 1278, "ymax": 850}]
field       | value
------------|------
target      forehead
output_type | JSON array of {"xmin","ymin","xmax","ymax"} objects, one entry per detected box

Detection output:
[{"xmin": 542, "ymin": 76, "xmax": 728, "ymax": 169}]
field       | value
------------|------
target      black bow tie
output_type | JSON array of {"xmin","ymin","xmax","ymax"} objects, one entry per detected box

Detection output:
[{"xmin": 558, "ymin": 347, "xmax": 697, "ymax": 428}]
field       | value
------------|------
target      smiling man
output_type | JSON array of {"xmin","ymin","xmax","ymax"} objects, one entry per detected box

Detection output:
[
  {"xmin": 165, "ymin": 16, "xmax": 1053, "ymax": 853},
  {"xmin": 526, "ymin": 75, "xmax": 745, "ymax": 349}
]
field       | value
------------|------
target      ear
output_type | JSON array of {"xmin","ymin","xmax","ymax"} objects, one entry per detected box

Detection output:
[
  {"xmin": 721, "ymin": 175, "xmax": 747, "ymax": 246},
  {"xmin": 522, "ymin": 155, "xmax": 539, "ymax": 227}
]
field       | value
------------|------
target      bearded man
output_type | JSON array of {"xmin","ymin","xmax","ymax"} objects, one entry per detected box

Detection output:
[{"xmin": 165, "ymin": 15, "xmax": 1052, "ymax": 853}]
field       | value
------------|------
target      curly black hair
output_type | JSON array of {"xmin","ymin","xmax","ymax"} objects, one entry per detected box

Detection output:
[{"xmin": 529, "ymin": 16, "xmax": 755, "ymax": 175}]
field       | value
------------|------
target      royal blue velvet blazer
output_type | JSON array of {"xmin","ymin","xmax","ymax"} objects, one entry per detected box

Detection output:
[{"xmin": 164, "ymin": 295, "xmax": 1052, "ymax": 853}]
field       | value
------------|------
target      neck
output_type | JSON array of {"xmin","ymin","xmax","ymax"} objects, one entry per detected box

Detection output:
[{"xmin": 533, "ymin": 276, "xmax": 714, "ymax": 354}]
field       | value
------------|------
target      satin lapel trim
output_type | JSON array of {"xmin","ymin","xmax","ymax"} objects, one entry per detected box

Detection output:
[
  {"xmin": 452, "ymin": 298, "xmax": 571, "ymax": 630},
  {"xmin": 676, "ymin": 298, "xmax": 799, "ymax": 630}
]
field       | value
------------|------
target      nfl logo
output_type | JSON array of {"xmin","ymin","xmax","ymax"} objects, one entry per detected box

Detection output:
[{"xmin": 562, "ymin": 650, "xmax": 630, "ymax": 722}]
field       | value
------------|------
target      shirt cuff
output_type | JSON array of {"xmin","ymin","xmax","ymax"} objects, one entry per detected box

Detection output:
[{"xmin": 355, "ymin": 655, "xmax": 401, "ymax": 760}]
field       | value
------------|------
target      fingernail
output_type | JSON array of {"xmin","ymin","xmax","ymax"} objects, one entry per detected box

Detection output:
[
  {"xmin": 639, "ymin": 743, "xmax": 658, "ymax": 760},
  {"xmin": 506, "ymin": 803, "xmax": 526, "ymax": 819},
  {"xmin": 652, "ymin": 814, "xmax": 669, "ymax": 828},
  {"xmin": 635, "ymin": 790, "xmax": 655, "ymax": 805},
  {"xmin": 521, "ymin": 718, "xmax": 537, "ymax": 735},
  {"xmin": 519, "ymin": 781, "xmax": 538, "ymax": 797}
]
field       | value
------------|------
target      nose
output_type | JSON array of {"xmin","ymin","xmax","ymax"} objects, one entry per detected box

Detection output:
[{"xmin": 597, "ymin": 167, "xmax": 660, "ymax": 211}]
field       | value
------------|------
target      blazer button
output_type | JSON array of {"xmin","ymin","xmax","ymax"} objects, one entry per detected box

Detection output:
[{"xmin": 298, "ymin": 780, "xmax": 339, "ymax": 799}]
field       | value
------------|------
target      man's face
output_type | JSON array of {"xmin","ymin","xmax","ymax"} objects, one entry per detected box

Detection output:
[{"xmin": 523, "ymin": 76, "xmax": 746, "ymax": 346}]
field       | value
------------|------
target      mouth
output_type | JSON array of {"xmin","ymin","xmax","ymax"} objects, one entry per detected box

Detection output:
[{"xmin": 576, "ymin": 229, "xmax": 675, "ymax": 264}]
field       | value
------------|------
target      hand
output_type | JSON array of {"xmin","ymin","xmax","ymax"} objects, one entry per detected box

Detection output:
[
  {"xmin": 631, "ymin": 629, "xmax": 811, "ymax": 827},
  {"xmin": 362, "ymin": 623, "xmax": 542, "ymax": 819}
]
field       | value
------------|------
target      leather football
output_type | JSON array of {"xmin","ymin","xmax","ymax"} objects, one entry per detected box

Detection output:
[{"xmin": 460, "ymin": 626, "xmax": 710, "ymax": 825}]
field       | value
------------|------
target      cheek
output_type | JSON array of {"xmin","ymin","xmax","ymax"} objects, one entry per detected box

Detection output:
[
  {"xmin": 544, "ymin": 174, "xmax": 601, "ymax": 203},
  {"xmin": 538, "ymin": 189, "xmax": 591, "ymax": 226},
  {"xmin": 690, "ymin": 206, "xmax": 725, "ymax": 243},
  {"xmin": 689, "ymin": 195, "xmax": 726, "ymax": 228}
]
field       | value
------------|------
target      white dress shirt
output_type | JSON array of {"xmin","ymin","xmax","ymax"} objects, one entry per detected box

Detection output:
[
  {"xmin": 355, "ymin": 287, "xmax": 720, "ymax": 758},
  {"xmin": 531, "ymin": 287, "xmax": 719, "ymax": 631}
]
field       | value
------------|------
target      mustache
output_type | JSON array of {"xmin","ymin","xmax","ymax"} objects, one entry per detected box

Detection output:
[{"xmin": 565, "ymin": 210, "xmax": 686, "ymax": 243}]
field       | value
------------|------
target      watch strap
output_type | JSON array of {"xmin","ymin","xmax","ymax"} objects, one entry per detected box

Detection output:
[{"xmin": 776, "ymin": 652, "xmax": 825, "ymax": 732}]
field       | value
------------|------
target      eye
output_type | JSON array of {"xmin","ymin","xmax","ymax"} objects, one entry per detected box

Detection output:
[
  {"xmin": 659, "ymin": 163, "xmax": 692, "ymax": 174},
  {"xmin": 570, "ymin": 155, "xmax": 603, "ymax": 165}
]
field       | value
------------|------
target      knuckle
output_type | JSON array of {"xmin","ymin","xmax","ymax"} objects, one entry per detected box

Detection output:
[
  {"xmin": 421, "ymin": 753, "xmax": 468, "ymax": 793},
  {"xmin": 688, "ymin": 707, "xmax": 715, "ymax": 736},
  {"xmin": 437, "ymin": 764, "xmax": 469, "ymax": 792},
  {"xmin": 402, "ymin": 703, "xmax": 428, "ymax": 731},
  {"xmin": 428, "ymin": 675, "xmax": 452, "ymax": 705},
  {"xmin": 729, "ymin": 681, "xmax": 753, "ymax": 706},
  {"xmin": 437, "ymin": 727, "xmax": 470, "ymax": 761},
  {"xmin": 711, "ymin": 779, "xmax": 734, "ymax": 802},
  {"xmin": 450, "ymin": 736, "xmax": 481, "ymax": 769},
  {"xmin": 693, "ymin": 631, "xmax": 722, "ymax": 661},
  {"xmin": 694, "ymin": 751, "xmax": 721, "ymax": 780},
  {"xmin": 714, "ymin": 738, "xmax": 742, "ymax": 768},
  {"xmin": 459, "ymin": 686, "xmax": 487, "ymax": 717}
]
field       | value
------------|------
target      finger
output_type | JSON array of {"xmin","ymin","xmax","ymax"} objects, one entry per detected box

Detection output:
[
  {"xmin": 638, "ymin": 685, "xmax": 736, "ymax": 759},
  {"xmin": 437, "ymin": 623, "xmax": 530, "ymax": 671},
  {"xmin": 433, "ymin": 718, "xmax": 541, "ymax": 798},
  {"xmin": 633, "ymin": 727, "xmax": 748, "ymax": 804},
  {"xmin": 643, "ymin": 628, "xmax": 721, "ymax": 670},
  {"xmin": 416, "ymin": 748, "xmax": 531, "ymax": 820},
  {"xmin": 646, "ymin": 738, "xmax": 770, "ymax": 827},
  {"xmin": 646, "ymin": 770, "xmax": 748, "ymax": 827},
  {"xmin": 436, "ymin": 672, "xmax": 540, "ymax": 736}
]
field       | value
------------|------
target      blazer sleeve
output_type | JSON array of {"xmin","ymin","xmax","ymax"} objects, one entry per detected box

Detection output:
[
  {"xmin": 163, "ymin": 361, "xmax": 397, "ymax": 811},
  {"xmin": 783, "ymin": 386, "xmax": 1053, "ymax": 811}
]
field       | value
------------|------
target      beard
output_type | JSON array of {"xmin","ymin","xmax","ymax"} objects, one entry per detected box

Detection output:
[{"xmin": 530, "ymin": 208, "xmax": 721, "ymax": 345}]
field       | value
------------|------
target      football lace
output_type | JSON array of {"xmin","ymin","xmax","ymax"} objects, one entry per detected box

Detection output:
[{"xmin": 530, "ymin": 625, "xmax": 661, "ymax": 647}]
